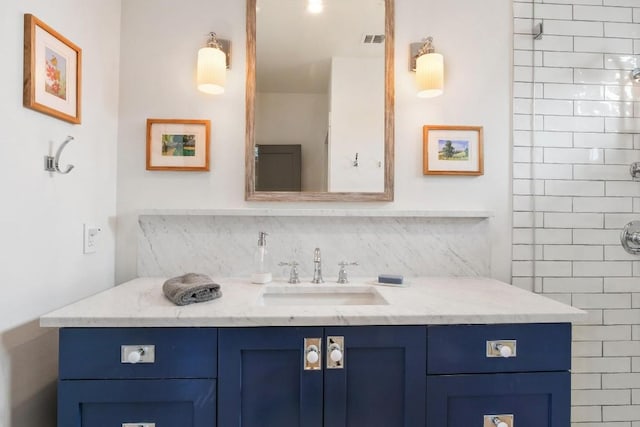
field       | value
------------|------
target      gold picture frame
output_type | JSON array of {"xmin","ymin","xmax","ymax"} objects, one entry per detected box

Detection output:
[
  {"xmin": 23, "ymin": 14, "xmax": 82, "ymax": 124},
  {"xmin": 423, "ymin": 125, "xmax": 484, "ymax": 176},
  {"xmin": 146, "ymin": 119, "xmax": 211, "ymax": 171}
]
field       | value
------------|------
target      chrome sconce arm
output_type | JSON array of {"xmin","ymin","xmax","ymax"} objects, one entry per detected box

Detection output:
[{"xmin": 44, "ymin": 136, "xmax": 75, "ymax": 174}]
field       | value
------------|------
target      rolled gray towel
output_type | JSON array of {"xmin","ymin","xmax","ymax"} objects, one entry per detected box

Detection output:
[{"xmin": 162, "ymin": 273, "xmax": 222, "ymax": 306}]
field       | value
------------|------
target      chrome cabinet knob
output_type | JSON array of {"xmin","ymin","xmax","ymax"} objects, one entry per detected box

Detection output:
[
  {"xmin": 306, "ymin": 345, "xmax": 319, "ymax": 364},
  {"xmin": 495, "ymin": 343, "xmax": 512, "ymax": 358},
  {"xmin": 121, "ymin": 345, "xmax": 155, "ymax": 364},
  {"xmin": 486, "ymin": 340, "xmax": 516, "ymax": 358},
  {"xmin": 330, "ymin": 347, "xmax": 343, "ymax": 362},
  {"xmin": 304, "ymin": 338, "xmax": 322, "ymax": 370},
  {"xmin": 126, "ymin": 348, "xmax": 144, "ymax": 364},
  {"xmin": 485, "ymin": 414, "xmax": 513, "ymax": 427},
  {"xmin": 492, "ymin": 418, "xmax": 508, "ymax": 427},
  {"xmin": 326, "ymin": 336, "xmax": 345, "ymax": 369}
]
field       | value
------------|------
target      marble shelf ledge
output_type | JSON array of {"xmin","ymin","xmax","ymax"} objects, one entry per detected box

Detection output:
[{"xmin": 138, "ymin": 209, "xmax": 494, "ymax": 219}]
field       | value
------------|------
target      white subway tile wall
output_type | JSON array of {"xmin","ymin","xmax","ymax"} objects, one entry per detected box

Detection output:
[{"xmin": 513, "ymin": 1, "xmax": 640, "ymax": 425}]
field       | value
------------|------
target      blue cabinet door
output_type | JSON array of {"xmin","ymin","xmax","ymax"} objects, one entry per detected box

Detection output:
[
  {"xmin": 324, "ymin": 326, "xmax": 426, "ymax": 427},
  {"xmin": 426, "ymin": 372, "xmax": 570, "ymax": 427},
  {"xmin": 218, "ymin": 327, "xmax": 324, "ymax": 427},
  {"xmin": 58, "ymin": 379, "xmax": 216, "ymax": 427}
]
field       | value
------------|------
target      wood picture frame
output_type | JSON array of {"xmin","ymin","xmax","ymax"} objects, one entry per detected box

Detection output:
[
  {"xmin": 146, "ymin": 119, "xmax": 211, "ymax": 171},
  {"xmin": 23, "ymin": 14, "xmax": 82, "ymax": 124},
  {"xmin": 423, "ymin": 125, "xmax": 484, "ymax": 176}
]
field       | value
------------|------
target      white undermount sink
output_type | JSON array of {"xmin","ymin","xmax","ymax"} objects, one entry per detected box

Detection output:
[{"xmin": 256, "ymin": 285, "xmax": 389, "ymax": 306}]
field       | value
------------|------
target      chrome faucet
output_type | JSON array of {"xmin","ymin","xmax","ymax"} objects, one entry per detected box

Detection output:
[
  {"xmin": 311, "ymin": 248, "xmax": 324, "ymax": 283},
  {"xmin": 337, "ymin": 261, "xmax": 358, "ymax": 284}
]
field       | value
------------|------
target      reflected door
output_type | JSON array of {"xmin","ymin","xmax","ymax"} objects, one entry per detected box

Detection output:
[{"xmin": 256, "ymin": 144, "xmax": 302, "ymax": 191}]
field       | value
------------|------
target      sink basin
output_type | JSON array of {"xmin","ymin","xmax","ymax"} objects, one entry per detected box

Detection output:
[{"xmin": 257, "ymin": 285, "xmax": 388, "ymax": 306}]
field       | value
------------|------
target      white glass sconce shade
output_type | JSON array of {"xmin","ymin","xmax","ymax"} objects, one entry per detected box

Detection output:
[
  {"xmin": 197, "ymin": 46, "xmax": 226, "ymax": 94},
  {"xmin": 416, "ymin": 52, "xmax": 443, "ymax": 98}
]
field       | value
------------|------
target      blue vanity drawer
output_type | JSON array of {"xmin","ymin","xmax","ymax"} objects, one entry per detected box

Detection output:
[
  {"xmin": 58, "ymin": 378, "xmax": 216, "ymax": 427},
  {"xmin": 59, "ymin": 327, "xmax": 217, "ymax": 379},
  {"xmin": 426, "ymin": 372, "xmax": 570, "ymax": 427},
  {"xmin": 427, "ymin": 323, "xmax": 570, "ymax": 374}
]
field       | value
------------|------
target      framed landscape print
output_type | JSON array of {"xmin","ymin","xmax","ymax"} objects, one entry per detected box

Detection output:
[
  {"xmin": 146, "ymin": 119, "xmax": 211, "ymax": 171},
  {"xmin": 423, "ymin": 125, "xmax": 484, "ymax": 176},
  {"xmin": 23, "ymin": 14, "xmax": 82, "ymax": 124}
]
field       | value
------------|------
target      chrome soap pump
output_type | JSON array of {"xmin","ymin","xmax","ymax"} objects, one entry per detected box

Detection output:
[{"xmin": 251, "ymin": 231, "xmax": 272, "ymax": 284}]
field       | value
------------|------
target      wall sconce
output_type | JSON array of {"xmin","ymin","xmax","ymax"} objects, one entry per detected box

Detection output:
[
  {"xmin": 197, "ymin": 32, "xmax": 231, "ymax": 95},
  {"xmin": 410, "ymin": 36, "xmax": 444, "ymax": 98}
]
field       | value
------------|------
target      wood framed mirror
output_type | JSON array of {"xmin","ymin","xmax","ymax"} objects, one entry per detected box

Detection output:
[{"xmin": 245, "ymin": 0, "xmax": 394, "ymax": 201}]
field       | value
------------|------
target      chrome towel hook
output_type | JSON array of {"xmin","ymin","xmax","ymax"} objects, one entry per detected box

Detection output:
[{"xmin": 45, "ymin": 136, "xmax": 75, "ymax": 174}]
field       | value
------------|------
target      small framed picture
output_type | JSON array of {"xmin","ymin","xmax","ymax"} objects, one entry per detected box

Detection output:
[
  {"xmin": 146, "ymin": 119, "xmax": 211, "ymax": 171},
  {"xmin": 23, "ymin": 14, "xmax": 82, "ymax": 124},
  {"xmin": 423, "ymin": 125, "xmax": 484, "ymax": 176}
]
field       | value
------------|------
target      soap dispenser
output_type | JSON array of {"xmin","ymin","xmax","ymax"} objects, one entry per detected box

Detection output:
[{"xmin": 251, "ymin": 231, "xmax": 272, "ymax": 284}]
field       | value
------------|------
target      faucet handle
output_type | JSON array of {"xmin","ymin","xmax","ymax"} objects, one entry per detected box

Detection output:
[
  {"xmin": 279, "ymin": 261, "xmax": 300, "ymax": 284},
  {"xmin": 337, "ymin": 261, "xmax": 358, "ymax": 284}
]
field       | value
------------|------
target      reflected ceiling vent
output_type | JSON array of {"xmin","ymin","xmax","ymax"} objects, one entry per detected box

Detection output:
[{"xmin": 361, "ymin": 34, "xmax": 385, "ymax": 44}]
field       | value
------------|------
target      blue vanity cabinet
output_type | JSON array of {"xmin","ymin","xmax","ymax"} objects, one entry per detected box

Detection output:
[
  {"xmin": 55, "ymin": 323, "xmax": 572, "ymax": 427},
  {"xmin": 425, "ymin": 323, "xmax": 572, "ymax": 427},
  {"xmin": 57, "ymin": 327, "xmax": 218, "ymax": 427},
  {"xmin": 323, "ymin": 326, "xmax": 426, "ymax": 427},
  {"xmin": 218, "ymin": 327, "xmax": 324, "ymax": 427},
  {"xmin": 218, "ymin": 325, "xmax": 426, "ymax": 427}
]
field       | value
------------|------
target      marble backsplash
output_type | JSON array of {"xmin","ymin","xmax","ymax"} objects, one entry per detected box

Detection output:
[{"xmin": 137, "ymin": 211, "xmax": 492, "ymax": 280}]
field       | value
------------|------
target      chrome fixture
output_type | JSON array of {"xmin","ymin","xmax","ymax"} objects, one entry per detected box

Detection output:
[
  {"xmin": 311, "ymin": 248, "xmax": 324, "ymax": 284},
  {"xmin": 326, "ymin": 336, "xmax": 344, "ymax": 369},
  {"xmin": 304, "ymin": 338, "xmax": 322, "ymax": 370},
  {"xmin": 632, "ymin": 68, "xmax": 640, "ymax": 83},
  {"xmin": 486, "ymin": 340, "xmax": 517, "ymax": 358},
  {"xmin": 631, "ymin": 162, "xmax": 640, "ymax": 180},
  {"xmin": 337, "ymin": 261, "xmax": 358, "ymax": 284},
  {"xmin": 121, "ymin": 345, "xmax": 155, "ymax": 364},
  {"xmin": 279, "ymin": 261, "xmax": 300, "ymax": 284},
  {"xmin": 621, "ymin": 221, "xmax": 640, "ymax": 255},
  {"xmin": 44, "ymin": 135, "xmax": 75, "ymax": 174},
  {"xmin": 533, "ymin": 22, "xmax": 543, "ymax": 40},
  {"xmin": 485, "ymin": 415, "xmax": 513, "ymax": 427}
]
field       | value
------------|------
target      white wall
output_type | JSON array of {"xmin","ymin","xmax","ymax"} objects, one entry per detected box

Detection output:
[
  {"xmin": 116, "ymin": 0, "xmax": 512, "ymax": 284},
  {"xmin": 329, "ymin": 57, "xmax": 385, "ymax": 192},
  {"xmin": 511, "ymin": 0, "xmax": 640, "ymax": 423},
  {"xmin": 255, "ymin": 92, "xmax": 329, "ymax": 191},
  {"xmin": 0, "ymin": 1, "xmax": 121, "ymax": 426}
]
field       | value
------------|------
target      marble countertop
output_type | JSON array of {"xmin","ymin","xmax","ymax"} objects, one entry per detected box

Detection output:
[{"xmin": 40, "ymin": 277, "xmax": 585, "ymax": 327}]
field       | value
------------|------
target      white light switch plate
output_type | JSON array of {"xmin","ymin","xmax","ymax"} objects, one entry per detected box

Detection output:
[{"xmin": 83, "ymin": 224, "xmax": 100, "ymax": 254}]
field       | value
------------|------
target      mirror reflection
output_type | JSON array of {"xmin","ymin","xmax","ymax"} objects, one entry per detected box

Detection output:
[{"xmin": 253, "ymin": 0, "xmax": 387, "ymax": 194}]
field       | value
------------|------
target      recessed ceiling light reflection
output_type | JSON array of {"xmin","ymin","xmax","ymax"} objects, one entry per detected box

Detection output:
[{"xmin": 307, "ymin": 0, "xmax": 323, "ymax": 14}]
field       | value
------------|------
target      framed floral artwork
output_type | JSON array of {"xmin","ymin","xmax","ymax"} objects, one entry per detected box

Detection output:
[
  {"xmin": 423, "ymin": 125, "xmax": 484, "ymax": 176},
  {"xmin": 23, "ymin": 14, "xmax": 82, "ymax": 124},
  {"xmin": 146, "ymin": 119, "xmax": 211, "ymax": 171}
]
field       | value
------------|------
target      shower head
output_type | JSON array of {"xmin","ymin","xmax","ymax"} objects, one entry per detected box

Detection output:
[{"xmin": 633, "ymin": 68, "xmax": 640, "ymax": 83}]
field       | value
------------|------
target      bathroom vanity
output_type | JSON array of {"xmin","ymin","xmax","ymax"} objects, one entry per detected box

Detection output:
[{"xmin": 41, "ymin": 277, "xmax": 584, "ymax": 427}]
